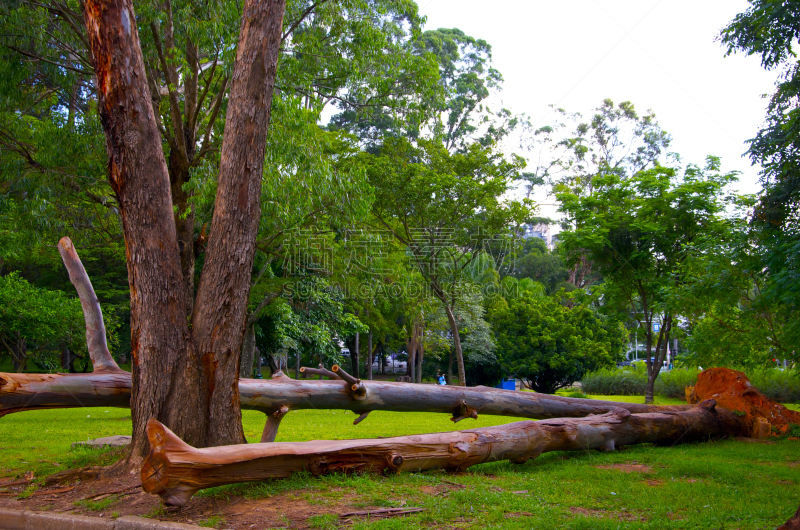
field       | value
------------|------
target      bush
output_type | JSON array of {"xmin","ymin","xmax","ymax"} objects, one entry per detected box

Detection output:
[
  {"xmin": 747, "ymin": 368, "xmax": 800, "ymax": 403},
  {"xmin": 657, "ymin": 369, "xmax": 700, "ymax": 398},
  {"xmin": 581, "ymin": 366, "xmax": 800, "ymax": 403},
  {"xmin": 580, "ymin": 366, "xmax": 647, "ymax": 395}
]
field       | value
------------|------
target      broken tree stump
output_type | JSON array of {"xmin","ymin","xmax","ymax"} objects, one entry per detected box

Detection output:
[
  {"xmin": 688, "ymin": 367, "xmax": 800, "ymax": 438},
  {"xmin": 141, "ymin": 399, "xmax": 746, "ymax": 507}
]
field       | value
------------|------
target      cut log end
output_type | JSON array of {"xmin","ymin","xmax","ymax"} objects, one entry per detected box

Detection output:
[
  {"xmin": 141, "ymin": 452, "xmax": 170, "ymax": 494},
  {"xmin": 141, "ymin": 420, "xmax": 198, "ymax": 506},
  {"xmin": 331, "ymin": 364, "xmax": 360, "ymax": 387}
]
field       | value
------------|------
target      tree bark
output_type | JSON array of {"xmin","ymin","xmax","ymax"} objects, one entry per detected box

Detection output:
[
  {"xmin": 141, "ymin": 399, "xmax": 745, "ymax": 507},
  {"xmin": 352, "ymin": 331, "xmax": 360, "ymax": 379},
  {"xmin": 81, "ymin": 0, "xmax": 202, "ymax": 459},
  {"xmin": 416, "ymin": 339, "xmax": 424, "ymax": 384},
  {"xmin": 188, "ymin": 0, "xmax": 285, "ymax": 448},
  {"xmin": 57, "ymin": 237, "xmax": 120, "ymax": 372},
  {"xmin": 777, "ymin": 504, "xmax": 800, "ymax": 530},
  {"xmin": 167, "ymin": 152, "xmax": 196, "ymax": 319}
]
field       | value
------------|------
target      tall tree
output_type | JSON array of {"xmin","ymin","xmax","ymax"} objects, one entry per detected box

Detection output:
[
  {"xmin": 557, "ymin": 157, "xmax": 737, "ymax": 402},
  {"xmin": 554, "ymin": 99, "xmax": 672, "ymax": 289},
  {"xmin": 720, "ymin": 1, "xmax": 800, "ymax": 352},
  {"xmin": 82, "ymin": 0, "xmax": 285, "ymax": 459},
  {"xmin": 365, "ymin": 138, "xmax": 529, "ymax": 385}
]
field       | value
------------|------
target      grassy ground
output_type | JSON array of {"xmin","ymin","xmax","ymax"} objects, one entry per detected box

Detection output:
[{"xmin": 1, "ymin": 397, "xmax": 798, "ymax": 529}]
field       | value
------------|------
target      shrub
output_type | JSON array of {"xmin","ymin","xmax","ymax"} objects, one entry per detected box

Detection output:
[
  {"xmin": 580, "ymin": 366, "xmax": 647, "ymax": 395},
  {"xmin": 747, "ymin": 368, "xmax": 800, "ymax": 403},
  {"xmin": 581, "ymin": 366, "xmax": 800, "ymax": 403}
]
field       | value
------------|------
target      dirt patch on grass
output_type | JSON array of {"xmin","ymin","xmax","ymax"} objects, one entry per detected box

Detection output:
[
  {"xmin": 0, "ymin": 470, "xmax": 420, "ymax": 529},
  {"xmin": 569, "ymin": 506, "xmax": 643, "ymax": 521},
  {"xmin": 645, "ymin": 479, "xmax": 664, "ymax": 486},
  {"xmin": 786, "ymin": 462, "xmax": 800, "ymax": 468},
  {"xmin": 504, "ymin": 511, "xmax": 534, "ymax": 518},
  {"xmin": 595, "ymin": 462, "xmax": 654, "ymax": 473},
  {"xmin": 776, "ymin": 480, "xmax": 794, "ymax": 485}
]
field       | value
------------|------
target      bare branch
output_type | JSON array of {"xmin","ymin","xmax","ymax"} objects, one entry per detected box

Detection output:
[{"xmin": 57, "ymin": 237, "xmax": 121, "ymax": 372}]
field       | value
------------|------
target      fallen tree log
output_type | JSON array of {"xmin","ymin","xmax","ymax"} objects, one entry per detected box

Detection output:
[
  {"xmin": 0, "ymin": 368, "xmax": 682, "ymax": 420},
  {"xmin": 3, "ymin": 240, "xmax": 687, "ymax": 424},
  {"xmin": 2, "ymin": 239, "xmax": 793, "ymax": 447},
  {"xmin": 141, "ymin": 399, "xmax": 747, "ymax": 507}
]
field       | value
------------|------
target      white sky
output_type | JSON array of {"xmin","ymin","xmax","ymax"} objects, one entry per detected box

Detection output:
[{"xmin": 418, "ymin": 0, "xmax": 779, "ymax": 220}]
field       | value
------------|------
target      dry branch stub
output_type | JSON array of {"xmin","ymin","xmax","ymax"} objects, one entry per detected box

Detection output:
[{"xmin": 141, "ymin": 400, "xmax": 746, "ymax": 507}]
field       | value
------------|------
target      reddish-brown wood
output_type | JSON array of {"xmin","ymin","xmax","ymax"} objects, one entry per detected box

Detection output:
[
  {"xmin": 82, "ymin": 0, "xmax": 203, "ymax": 459},
  {"xmin": 81, "ymin": 0, "xmax": 287, "ymax": 458},
  {"xmin": 777, "ymin": 504, "xmax": 800, "ymax": 530},
  {"xmin": 141, "ymin": 399, "xmax": 746, "ymax": 507},
  {"xmin": 189, "ymin": 0, "xmax": 286, "ymax": 448}
]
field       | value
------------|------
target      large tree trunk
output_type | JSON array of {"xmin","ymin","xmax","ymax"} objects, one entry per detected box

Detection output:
[
  {"xmin": 444, "ymin": 305, "xmax": 465, "ymax": 386},
  {"xmin": 0, "ymin": 369, "xmax": 688, "ymax": 420},
  {"xmin": 83, "ymin": 0, "xmax": 286, "ymax": 456},
  {"xmin": 141, "ymin": 399, "xmax": 746, "ymax": 507},
  {"xmin": 79, "ymin": 0, "xmax": 202, "ymax": 459},
  {"xmin": 189, "ymin": 0, "xmax": 285, "ymax": 448}
]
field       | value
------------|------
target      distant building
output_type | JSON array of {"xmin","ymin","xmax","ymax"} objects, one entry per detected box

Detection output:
[{"xmin": 521, "ymin": 223, "xmax": 553, "ymax": 249}]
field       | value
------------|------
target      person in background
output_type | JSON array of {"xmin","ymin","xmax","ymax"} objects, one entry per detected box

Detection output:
[{"xmin": 437, "ymin": 373, "xmax": 446, "ymax": 385}]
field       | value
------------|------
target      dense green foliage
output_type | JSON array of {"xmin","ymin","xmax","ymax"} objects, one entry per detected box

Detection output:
[
  {"xmin": 0, "ymin": 272, "xmax": 86, "ymax": 371},
  {"xmin": 721, "ymin": 1, "xmax": 800, "ymax": 356},
  {"xmin": 557, "ymin": 153, "xmax": 739, "ymax": 399},
  {"xmin": 494, "ymin": 291, "xmax": 625, "ymax": 393},
  {"xmin": 0, "ymin": 0, "xmax": 797, "ymax": 390}
]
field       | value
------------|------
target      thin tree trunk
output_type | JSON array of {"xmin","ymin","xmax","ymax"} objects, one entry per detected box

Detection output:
[
  {"xmin": 295, "ymin": 351, "xmax": 300, "ymax": 379},
  {"xmin": 352, "ymin": 331, "xmax": 360, "ymax": 379},
  {"xmin": 406, "ymin": 325, "xmax": 417, "ymax": 383},
  {"xmin": 444, "ymin": 305, "xmax": 466, "ymax": 386},
  {"xmin": 142, "ymin": 399, "xmax": 745, "ymax": 506},
  {"xmin": 416, "ymin": 340, "xmax": 424, "ymax": 384},
  {"xmin": 366, "ymin": 330, "xmax": 373, "ymax": 381},
  {"xmin": 447, "ymin": 349, "xmax": 453, "ymax": 385},
  {"xmin": 239, "ymin": 324, "xmax": 256, "ymax": 379},
  {"xmin": 58, "ymin": 237, "xmax": 120, "ymax": 372}
]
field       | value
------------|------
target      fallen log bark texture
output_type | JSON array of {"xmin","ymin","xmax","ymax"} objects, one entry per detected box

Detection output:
[{"xmin": 141, "ymin": 399, "xmax": 746, "ymax": 507}]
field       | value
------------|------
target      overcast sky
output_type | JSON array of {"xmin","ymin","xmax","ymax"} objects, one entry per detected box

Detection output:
[{"xmin": 418, "ymin": 0, "xmax": 778, "ymax": 219}]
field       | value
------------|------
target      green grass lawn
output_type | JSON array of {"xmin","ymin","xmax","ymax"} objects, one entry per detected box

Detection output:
[{"xmin": 1, "ymin": 398, "xmax": 798, "ymax": 529}]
